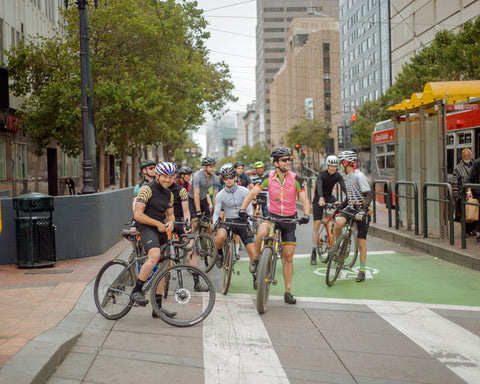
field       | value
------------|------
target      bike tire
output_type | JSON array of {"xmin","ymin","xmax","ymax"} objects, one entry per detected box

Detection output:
[
  {"xmin": 277, "ymin": 231, "xmax": 283, "ymax": 263},
  {"xmin": 316, "ymin": 223, "xmax": 331, "ymax": 263},
  {"xmin": 343, "ymin": 224, "xmax": 359, "ymax": 269},
  {"xmin": 94, "ymin": 259, "xmax": 135, "ymax": 320},
  {"xmin": 326, "ymin": 233, "xmax": 349, "ymax": 287},
  {"xmin": 256, "ymin": 246, "xmax": 274, "ymax": 314},
  {"xmin": 150, "ymin": 264, "xmax": 216, "ymax": 327},
  {"xmin": 221, "ymin": 240, "xmax": 234, "ymax": 295},
  {"xmin": 195, "ymin": 233, "xmax": 217, "ymax": 273}
]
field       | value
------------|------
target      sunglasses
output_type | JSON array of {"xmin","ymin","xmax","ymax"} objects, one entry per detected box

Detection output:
[
  {"xmin": 278, "ymin": 158, "xmax": 291, "ymax": 163},
  {"xmin": 223, "ymin": 176, "xmax": 235, "ymax": 180},
  {"xmin": 146, "ymin": 166, "xmax": 155, "ymax": 170}
]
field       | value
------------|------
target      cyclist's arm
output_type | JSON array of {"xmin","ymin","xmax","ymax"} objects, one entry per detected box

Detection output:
[
  {"xmin": 165, "ymin": 207, "xmax": 175, "ymax": 232},
  {"xmin": 193, "ymin": 187, "xmax": 201, "ymax": 213},
  {"xmin": 240, "ymin": 185, "xmax": 261, "ymax": 210},
  {"xmin": 299, "ymin": 189, "xmax": 311, "ymax": 216},
  {"xmin": 212, "ymin": 192, "xmax": 223, "ymax": 224}
]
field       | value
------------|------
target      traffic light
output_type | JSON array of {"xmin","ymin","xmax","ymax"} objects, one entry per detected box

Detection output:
[
  {"xmin": 301, "ymin": 149, "xmax": 306, "ymax": 160},
  {"xmin": 295, "ymin": 144, "xmax": 300, "ymax": 153}
]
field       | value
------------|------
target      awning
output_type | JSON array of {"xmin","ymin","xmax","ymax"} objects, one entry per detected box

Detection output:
[{"xmin": 387, "ymin": 80, "xmax": 480, "ymax": 111}]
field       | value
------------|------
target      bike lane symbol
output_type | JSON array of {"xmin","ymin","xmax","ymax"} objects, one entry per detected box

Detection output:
[{"xmin": 313, "ymin": 266, "xmax": 379, "ymax": 281}]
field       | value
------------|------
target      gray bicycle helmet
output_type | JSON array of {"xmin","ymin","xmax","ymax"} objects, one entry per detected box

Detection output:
[
  {"xmin": 221, "ymin": 166, "xmax": 236, "ymax": 177},
  {"xmin": 178, "ymin": 166, "xmax": 193, "ymax": 175},
  {"xmin": 140, "ymin": 159, "xmax": 156, "ymax": 170},
  {"xmin": 326, "ymin": 155, "xmax": 339, "ymax": 166},
  {"xmin": 270, "ymin": 147, "xmax": 291, "ymax": 161},
  {"xmin": 201, "ymin": 156, "xmax": 216, "ymax": 166}
]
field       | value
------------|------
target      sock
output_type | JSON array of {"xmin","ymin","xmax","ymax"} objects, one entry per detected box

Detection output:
[
  {"xmin": 235, "ymin": 243, "xmax": 240, "ymax": 253},
  {"xmin": 359, "ymin": 262, "xmax": 366, "ymax": 272},
  {"xmin": 133, "ymin": 279, "xmax": 146, "ymax": 293},
  {"xmin": 217, "ymin": 248, "xmax": 223, "ymax": 256}
]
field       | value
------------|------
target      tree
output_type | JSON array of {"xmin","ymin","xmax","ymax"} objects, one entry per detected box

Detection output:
[
  {"xmin": 235, "ymin": 143, "xmax": 271, "ymax": 169},
  {"xmin": 6, "ymin": 0, "xmax": 236, "ymax": 190},
  {"xmin": 285, "ymin": 119, "xmax": 329, "ymax": 155}
]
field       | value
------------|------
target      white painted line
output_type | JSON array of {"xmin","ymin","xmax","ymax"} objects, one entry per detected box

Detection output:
[
  {"xmin": 294, "ymin": 250, "xmax": 397, "ymax": 259},
  {"xmin": 368, "ymin": 303, "xmax": 480, "ymax": 384},
  {"xmin": 203, "ymin": 296, "xmax": 289, "ymax": 384}
]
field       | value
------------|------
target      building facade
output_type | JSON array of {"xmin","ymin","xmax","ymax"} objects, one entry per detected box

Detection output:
[
  {"xmin": 269, "ymin": 17, "xmax": 341, "ymax": 168},
  {"xmin": 255, "ymin": 0, "xmax": 339, "ymax": 149}
]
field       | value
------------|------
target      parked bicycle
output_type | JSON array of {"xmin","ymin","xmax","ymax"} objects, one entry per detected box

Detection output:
[
  {"xmin": 251, "ymin": 214, "xmax": 302, "ymax": 314},
  {"xmin": 93, "ymin": 223, "xmax": 216, "ymax": 327},
  {"xmin": 325, "ymin": 209, "xmax": 360, "ymax": 287},
  {"xmin": 194, "ymin": 212, "xmax": 217, "ymax": 272},
  {"xmin": 316, "ymin": 203, "xmax": 358, "ymax": 267}
]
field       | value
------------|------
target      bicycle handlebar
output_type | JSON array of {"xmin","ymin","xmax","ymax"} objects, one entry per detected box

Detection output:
[{"xmin": 249, "ymin": 214, "xmax": 301, "ymax": 225}]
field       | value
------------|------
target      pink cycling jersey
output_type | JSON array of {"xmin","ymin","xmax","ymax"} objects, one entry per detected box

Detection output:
[{"xmin": 259, "ymin": 170, "xmax": 304, "ymax": 216}]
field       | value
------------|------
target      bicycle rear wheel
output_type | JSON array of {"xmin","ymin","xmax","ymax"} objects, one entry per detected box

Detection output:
[
  {"xmin": 195, "ymin": 233, "xmax": 217, "ymax": 273},
  {"xmin": 326, "ymin": 233, "xmax": 349, "ymax": 287},
  {"xmin": 316, "ymin": 223, "xmax": 331, "ymax": 263},
  {"xmin": 343, "ymin": 224, "xmax": 358, "ymax": 269},
  {"xmin": 221, "ymin": 240, "xmax": 234, "ymax": 295},
  {"xmin": 94, "ymin": 259, "xmax": 135, "ymax": 320},
  {"xmin": 256, "ymin": 246, "xmax": 274, "ymax": 314},
  {"xmin": 150, "ymin": 264, "xmax": 216, "ymax": 327}
]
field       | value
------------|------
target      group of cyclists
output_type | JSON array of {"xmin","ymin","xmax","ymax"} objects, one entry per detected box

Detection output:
[{"xmin": 129, "ymin": 146, "xmax": 372, "ymax": 315}]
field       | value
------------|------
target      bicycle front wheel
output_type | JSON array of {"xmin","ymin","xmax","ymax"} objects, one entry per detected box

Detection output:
[
  {"xmin": 195, "ymin": 233, "xmax": 217, "ymax": 273},
  {"xmin": 94, "ymin": 259, "xmax": 135, "ymax": 320},
  {"xmin": 256, "ymin": 246, "xmax": 274, "ymax": 314},
  {"xmin": 316, "ymin": 223, "xmax": 331, "ymax": 263},
  {"xmin": 326, "ymin": 233, "xmax": 349, "ymax": 287},
  {"xmin": 222, "ymin": 240, "xmax": 234, "ymax": 295},
  {"xmin": 151, "ymin": 264, "xmax": 216, "ymax": 327},
  {"xmin": 343, "ymin": 224, "xmax": 359, "ymax": 269}
]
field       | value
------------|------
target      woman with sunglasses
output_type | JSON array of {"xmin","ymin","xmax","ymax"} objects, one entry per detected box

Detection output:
[{"xmin": 239, "ymin": 147, "xmax": 311, "ymax": 305}]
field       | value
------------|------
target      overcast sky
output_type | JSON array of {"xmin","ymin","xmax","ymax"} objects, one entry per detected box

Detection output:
[{"xmin": 193, "ymin": 0, "xmax": 257, "ymax": 153}]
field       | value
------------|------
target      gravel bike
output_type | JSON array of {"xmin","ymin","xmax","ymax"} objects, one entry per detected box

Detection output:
[
  {"xmin": 194, "ymin": 213, "xmax": 217, "ymax": 272},
  {"xmin": 325, "ymin": 210, "xmax": 360, "ymax": 287},
  {"xmin": 251, "ymin": 214, "xmax": 302, "ymax": 314},
  {"xmin": 316, "ymin": 203, "xmax": 358, "ymax": 267},
  {"xmin": 94, "ymin": 224, "xmax": 215, "ymax": 327}
]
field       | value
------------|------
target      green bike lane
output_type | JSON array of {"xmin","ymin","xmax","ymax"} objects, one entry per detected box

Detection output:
[{"xmin": 226, "ymin": 251, "xmax": 480, "ymax": 307}]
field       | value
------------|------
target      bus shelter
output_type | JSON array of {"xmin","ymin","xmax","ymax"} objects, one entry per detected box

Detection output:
[{"xmin": 388, "ymin": 80, "xmax": 480, "ymax": 237}]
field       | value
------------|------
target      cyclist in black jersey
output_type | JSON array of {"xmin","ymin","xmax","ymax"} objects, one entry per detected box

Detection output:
[
  {"xmin": 311, "ymin": 155, "xmax": 346, "ymax": 265},
  {"xmin": 131, "ymin": 162, "xmax": 177, "ymax": 317}
]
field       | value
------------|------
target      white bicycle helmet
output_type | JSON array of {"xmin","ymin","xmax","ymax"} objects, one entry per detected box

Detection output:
[
  {"xmin": 326, "ymin": 155, "xmax": 339, "ymax": 166},
  {"xmin": 337, "ymin": 151, "xmax": 357, "ymax": 164},
  {"xmin": 155, "ymin": 162, "xmax": 177, "ymax": 175}
]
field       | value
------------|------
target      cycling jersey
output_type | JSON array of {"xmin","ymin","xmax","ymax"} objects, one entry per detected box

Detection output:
[
  {"xmin": 168, "ymin": 182, "xmax": 188, "ymax": 220},
  {"xmin": 188, "ymin": 170, "xmax": 220, "ymax": 200},
  {"xmin": 236, "ymin": 173, "xmax": 252, "ymax": 188},
  {"xmin": 313, "ymin": 170, "xmax": 346, "ymax": 203},
  {"xmin": 174, "ymin": 178, "xmax": 191, "ymax": 193},
  {"xmin": 212, "ymin": 183, "xmax": 253, "ymax": 223},
  {"xmin": 345, "ymin": 169, "xmax": 371, "ymax": 209},
  {"xmin": 136, "ymin": 180, "xmax": 174, "ymax": 222},
  {"xmin": 259, "ymin": 170, "xmax": 305, "ymax": 216}
]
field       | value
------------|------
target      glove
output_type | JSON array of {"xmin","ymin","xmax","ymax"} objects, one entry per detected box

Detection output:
[
  {"xmin": 196, "ymin": 211, "xmax": 202, "ymax": 218},
  {"xmin": 355, "ymin": 210, "xmax": 366, "ymax": 221},
  {"xmin": 298, "ymin": 214, "xmax": 310, "ymax": 225},
  {"xmin": 238, "ymin": 209, "xmax": 248, "ymax": 221}
]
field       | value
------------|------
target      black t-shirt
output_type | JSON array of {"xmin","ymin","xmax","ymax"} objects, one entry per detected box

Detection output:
[
  {"xmin": 313, "ymin": 170, "xmax": 347, "ymax": 202},
  {"xmin": 136, "ymin": 180, "xmax": 174, "ymax": 222},
  {"xmin": 168, "ymin": 182, "xmax": 188, "ymax": 219}
]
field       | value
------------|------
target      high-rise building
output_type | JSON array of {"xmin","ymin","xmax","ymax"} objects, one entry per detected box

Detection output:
[
  {"xmin": 339, "ymin": 0, "xmax": 391, "ymax": 127},
  {"xmin": 255, "ymin": 0, "xmax": 339, "ymax": 149}
]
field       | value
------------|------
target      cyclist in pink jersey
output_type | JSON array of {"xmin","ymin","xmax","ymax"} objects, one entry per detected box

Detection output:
[{"xmin": 239, "ymin": 147, "xmax": 310, "ymax": 304}]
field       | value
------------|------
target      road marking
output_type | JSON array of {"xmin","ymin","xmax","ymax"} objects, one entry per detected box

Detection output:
[
  {"xmin": 313, "ymin": 266, "xmax": 379, "ymax": 280},
  {"xmin": 203, "ymin": 295, "xmax": 289, "ymax": 384},
  {"xmin": 368, "ymin": 303, "xmax": 480, "ymax": 384},
  {"xmin": 294, "ymin": 250, "xmax": 397, "ymax": 258}
]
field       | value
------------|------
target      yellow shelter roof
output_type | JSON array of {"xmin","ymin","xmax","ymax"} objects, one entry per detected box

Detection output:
[{"xmin": 387, "ymin": 80, "xmax": 480, "ymax": 111}]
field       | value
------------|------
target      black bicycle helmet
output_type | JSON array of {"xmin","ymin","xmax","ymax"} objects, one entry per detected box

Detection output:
[
  {"xmin": 139, "ymin": 159, "xmax": 156, "ymax": 170},
  {"xmin": 222, "ymin": 166, "xmax": 236, "ymax": 177},
  {"xmin": 201, "ymin": 156, "xmax": 216, "ymax": 166},
  {"xmin": 270, "ymin": 147, "xmax": 291, "ymax": 161},
  {"xmin": 234, "ymin": 161, "xmax": 244, "ymax": 168},
  {"xmin": 178, "ymin": 166, "xmax": 193, "ymax": 175}
]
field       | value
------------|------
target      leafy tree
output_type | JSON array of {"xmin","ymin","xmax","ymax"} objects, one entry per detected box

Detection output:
[
  {"xmin": 285, "ymin": 119, "xmax": 329, "ymax": 155},
  {"xmin": 6, "ymin": 0, "xmax": 236, "ymax": 190},
  {"xmin": 235, "ymin": 143, "xmax": 271, "ymax": 169}
]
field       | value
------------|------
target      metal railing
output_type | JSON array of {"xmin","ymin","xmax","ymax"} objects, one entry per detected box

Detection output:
[
  {"xmin": 372, "ymin": 180, "xmax": 393, "ymax": 227},
  {"xmin": 422, "ymin": 182, "xmax": 454, "ymax": 245},
  {"xmin": 394, "ymin": 181, "xmax": 419, "ymax": 235},
  {"xmin": 460, "ymin": 183, "xmax": 480, "ymax": 249}
]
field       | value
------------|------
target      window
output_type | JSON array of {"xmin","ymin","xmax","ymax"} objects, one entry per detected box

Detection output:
[
  {"xmin": 265, "ymin": 38, "xmax": 285, "ymax": 43},
  {"xmin": 323, "ymin": 43, "xmax": 330, "ymax": 53},
  {"xmin": 0, "ymin": 139, "xmax": 5, "ymax": 180},
  {"xmin": 12, "ymin": 142, "xmax": 27, "ymax": 179},
  {"xmin": 264, "ymin": 7, "xmax": 284, "ymax": 12},
  {"xmin": 265, "ymin": 48, "xmax": 285, "ymax": 53},
  {"xmin": 264, "ymin": 18, "xmax": 285, "ymax": 22},
  {"xmin": 324, "ymin": 88, "xmax": 331, "ymax": 98},
  {"xmin": 264, "ymin": 27, "xmax": 285, "ymax": 33},
  {"xmin": 323, "ymin": 57, "xmax": 330, "ymax": 70}
]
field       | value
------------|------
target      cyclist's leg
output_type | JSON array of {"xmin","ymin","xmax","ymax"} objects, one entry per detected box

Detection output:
[
  {"xmin": 279, "ymin": 220, "xmax": 297, "ymax": 304},
  {"xmin": 311, "ymin": 203, "xmax": 323, "ymax": 264},
  {"xmin": 214, "ymin": 226, "xmax": 227, "ymax": 267},
  {"xmin": 250, "ymin": 221, "xmax": 270, "ymax": 273},
  {"xmin": 188, "ymin": 197, "xmax": 199, "ymax": 234},
  {"xmin": 355, "ymin": 217, "xmax": 369, "ymax": 282}
]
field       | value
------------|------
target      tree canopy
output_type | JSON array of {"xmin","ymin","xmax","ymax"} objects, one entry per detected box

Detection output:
[{"xmin": 6, "ymin": 0, "xmax": 236, "ymax": 189}]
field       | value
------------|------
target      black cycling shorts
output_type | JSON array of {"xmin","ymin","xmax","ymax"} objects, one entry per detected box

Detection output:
[
  {"xmin": 312, "ymin": 195, "xmax": 337, "ymax": 221},
  {"xmin": 265, "ymin": 211, "xmax": 297, "ymax": 244},
  {"xmin": 339, "ymin": 207, "xmax": 370, "ymax": 240},
  {"xmin": 188, "ymin": 197, "xmax": 211, "ymax": 219},
  {"xmin": 138, "ymin": 224, "xmax": 168, "ymax": 253}
]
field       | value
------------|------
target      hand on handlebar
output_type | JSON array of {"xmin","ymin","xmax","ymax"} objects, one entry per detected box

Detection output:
[
  {"xmin": 238, "ymin": 209, "xmax": 248, "ymax": 221},
  {"xmin": 298, "ymin": 214, "xmax": 310, "ymax": 225},
  {"xmin": 355, "ymin": 210, "xmax": 366, "ymax": 221}
]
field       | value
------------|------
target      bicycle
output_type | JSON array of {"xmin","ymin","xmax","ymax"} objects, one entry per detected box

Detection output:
[
  {"xmin": 194, "ymin": 212, "xmax": 218, "ymax": 272},
  {"xmin": 325, "ymin": 209, "xmax": 360, "ymax": 287},
  {"xmin": 217, "ymin": 220, "xmax": 251, "ymax": 295},
  {"xmin": 316, "ymin": 204, "xmax": 358, "ymax": 267},
  {"xmin": 93, "ymin": 223, "xmax": 216, "ymax": 327},
  {"xmin": 251, "ymin": 214, "xmax": 302, "ymax": 314}
]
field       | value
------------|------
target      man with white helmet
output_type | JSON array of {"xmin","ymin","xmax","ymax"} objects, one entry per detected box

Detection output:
[
  {"xmin": 310, "ymin": 155, "xmax": 347, "ymax": 265},
  {"xmin": 334, "ymin": 151, "xmax": 373, "ymax": 283}
]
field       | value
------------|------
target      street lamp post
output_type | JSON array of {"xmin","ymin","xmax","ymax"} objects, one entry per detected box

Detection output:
[{"xmin": 65, "ymin": 0, "xmax": 97, "ymax": 194}]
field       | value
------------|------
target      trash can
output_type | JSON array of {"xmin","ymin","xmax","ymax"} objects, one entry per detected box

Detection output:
[{"xmin": 12, "ymin": 192, "xmax": 56, "ymax": 268}]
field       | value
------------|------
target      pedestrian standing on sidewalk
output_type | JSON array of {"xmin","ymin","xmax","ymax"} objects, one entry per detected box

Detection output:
[
  {"xmin": 131, "ymin": 162, "xmax": 177, "ymax": 318},
  {"xmin": 310, "ymin": 155, "xmax": 346, "ymax": 265},
  {"xmin": 466, "ymin": 157, "xmax": 480, "ymax": 242},
  {"xmin": 452, "ymin": 148, "xmax": 475, "ymax": 235}
]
